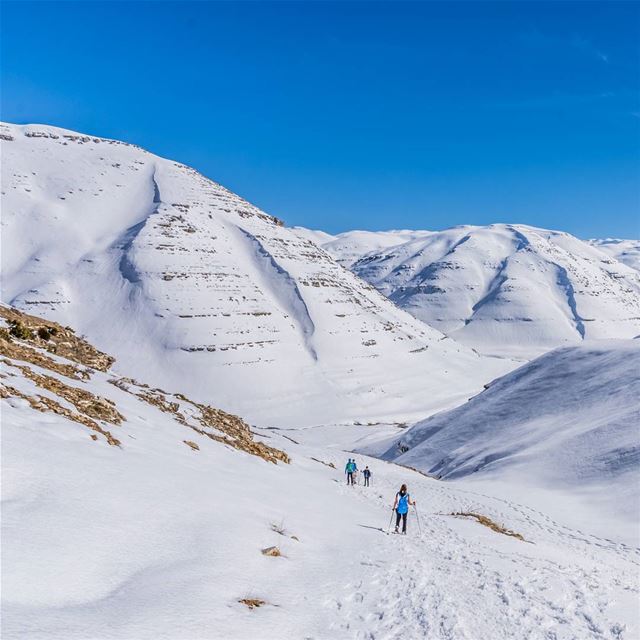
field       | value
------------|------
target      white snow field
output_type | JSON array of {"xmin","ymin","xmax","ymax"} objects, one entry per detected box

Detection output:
[
  {"xmin": 589, "ymin": 239, "xmax": 640, "ymax": 273},
  {"xmin": 379, "ymin": 341, "xmax": 640, "ymax": 543},
  {"xmin": 306, "ymin": 226, "xmax": 640, "ymax": 359},
  {"xmin": 2, "ymin": 316, "xmax": 638, "ymax": 640},
  {"xmin": 0, "ymin": 122, "xmax": 513, "ymax": 427},
  {"xmin": 2, "ymin": 122, "xmax": 639, "ymax": 640}
]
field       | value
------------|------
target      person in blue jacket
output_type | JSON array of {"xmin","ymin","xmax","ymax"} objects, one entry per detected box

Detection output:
[{"xmin": 392, "ymin": 484, "xmax": 415, "ymax": 534}]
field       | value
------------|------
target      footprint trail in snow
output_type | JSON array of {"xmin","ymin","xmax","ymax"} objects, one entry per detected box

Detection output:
[{"xmin": 319, "ymin": 456, "xmax": 638, "ymax": 640}]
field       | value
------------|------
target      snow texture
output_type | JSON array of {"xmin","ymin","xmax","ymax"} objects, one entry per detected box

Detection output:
[
  {"xmin": 3, "ymin": 360, "xmax": 639, "ymax": 639},
  {"xmin": 589, "ymin": 238, "xmax": 640, "ymax": 273},
  {"xmin": 2, "ymin": 122, "xmax": 639, "ymax": 640},
  {"xmin": 0, "ymin": 122, "xmax": 513, "ymax": 427},
  {"xmin": 381, "ymin": 340, "xmax": 640, "ymax": 540},
  {"xmin": 306, "ymin": 226, "xmax": 640, "ymax": 358}
]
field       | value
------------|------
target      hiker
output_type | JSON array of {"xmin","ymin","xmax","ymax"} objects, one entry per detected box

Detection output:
[
  {"xmin": 392, "ymin": 484, "xmax": 415, "ymax": 534},
  {"xmin": 363, "ymin": 466, "xmax": 371, "ymax": 487},
  {"xmin": 345, "ymin": 458, "xmax": 355, "ymax": 485},
  {"xmin": 352, "ymin": 459, "xmax": 359, "ymax": 484}
]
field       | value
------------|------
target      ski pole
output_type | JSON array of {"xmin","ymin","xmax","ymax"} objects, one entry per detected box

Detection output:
[
  {"xmin": 387, "ymin": 509, "xmax": 395, "ymax": 533},
  {"xmin": 414, "ymin": 504, "xmax": 423, "ymax": 536}
]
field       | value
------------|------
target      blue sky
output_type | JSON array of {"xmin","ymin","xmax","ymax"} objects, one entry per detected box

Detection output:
[{"xmin": 2, "ymin": 1, "xmax": 639, "ymax": 238}]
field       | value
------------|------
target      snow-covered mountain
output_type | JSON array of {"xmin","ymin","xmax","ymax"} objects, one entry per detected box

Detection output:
[
  {"xmin": 380, "ymin": 340, "xmax": 640, "ymax": 530},
  {"xmin": 1, "ymin": 123, "xmax": 514, "ymax": 426},
  {"xmin": 293, "ymin": 227, "xmax": 433, "ymax": 268},
  {"xmin": 305, "ymin": 226, "xmax": 640, "ymax": 358},
  {"xmin": 589, "ymin": 238, "xmax": 640, "ymax": 272},
  {"xmin": 3, "ymin": 305, "xmax": 638, "ymax": 639}
]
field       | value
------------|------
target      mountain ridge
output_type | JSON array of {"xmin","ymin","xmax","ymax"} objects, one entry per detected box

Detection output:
[
  {"xmin": 1, "ymin": 121, "xmax": 512, "ymax": 426},
  {"xmin": 304, "ymin": 224, "xmax": 640, "ymax": 358}
]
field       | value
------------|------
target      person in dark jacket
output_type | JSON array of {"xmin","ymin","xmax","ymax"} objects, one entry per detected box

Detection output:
[{"xmin": 363, "ymin": 466, "xmax": 372, "ymax": 487}]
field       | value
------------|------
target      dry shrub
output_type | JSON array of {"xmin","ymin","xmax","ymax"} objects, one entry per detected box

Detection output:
[
  {"xmin": 9, "ymin": 321, "xmax": 32, "ymax": 340},
  {"xmin": 1, "ymin": 382, "xmax": 121, "ymax": 446},
  {"xmin": 0, "ymin": 306, "xmax": 114, "ymax": 371},
  {"xmin": 310, "ymin": 456, "xmax": 336, "ymax": 469},
  {"xmin": 239, "ymin": 598, "xmax": 266, "ymax": 610},
  {"xmin": 449, "ymin": 511, "xmax": 525, "ymax": 541},
  {"xmin": 111, "ymin": 379, "xmax": 289, "ymax": 464},
  {"xmin": 270, "ymin": 521, "xmax": 287, "ymax": 536}
]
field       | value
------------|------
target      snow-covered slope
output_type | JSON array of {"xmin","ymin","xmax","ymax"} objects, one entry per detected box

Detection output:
[
  {"xmin": 3, "ymin": 307, "xmax": 638, "ymax": 639},
  {"xmin": 0, "ymin": 123, "xmax": 512, "ymax": 426},
  {"xmin": 381, "ymin": 340, "xmax": 640, "ymax": 532},
  {"xmin": 311, "ymin": 226, "xmax": 640, "ymax": 358},
  {"xmin": 589, "ymin": 238, "xmax": 640, "ymax": 272},
  {"xmin": 294, "ymin": 228, "xmax": 433, "ymax": 268}
]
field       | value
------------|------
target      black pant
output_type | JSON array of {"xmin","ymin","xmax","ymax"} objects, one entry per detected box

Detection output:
[
  {"xmin": 364, "ymin": 476, "xmax": 369, "ymax": 486},
  {"xmin": 396, "ymin": 511, "xmax": 407, "ymax": 532},
  {"xmin": 347, "ymin": 472, "xmax": 354, "ymax": 485}
]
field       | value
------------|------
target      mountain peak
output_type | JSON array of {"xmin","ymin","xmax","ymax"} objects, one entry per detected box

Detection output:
[{"xmin": 1, "ymin": 122, "xmax": 512, "ymax": 426}]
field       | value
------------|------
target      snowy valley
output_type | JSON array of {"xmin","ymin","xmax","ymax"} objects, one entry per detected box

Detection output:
[
  {"xmin": 1, "ymin": 123, "xmax": 639, "ymax": 640},
  {"xmin": 2, "ymin": 304, "xmax": 638, "ymax": 640}
]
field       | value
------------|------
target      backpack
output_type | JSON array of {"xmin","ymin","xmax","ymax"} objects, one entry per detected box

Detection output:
[{"xmin": 397, "ymin": 492, "xmax": 410, "ymax": 514}]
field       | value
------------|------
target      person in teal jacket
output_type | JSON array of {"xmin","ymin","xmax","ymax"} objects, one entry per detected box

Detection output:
[
  {"xmin": 345, "ymin": 459, "xmax": 355, "ymax": 485},
  {"xmin": 392, "ymin": 484, "xmax": 415, "ymax": 534}
]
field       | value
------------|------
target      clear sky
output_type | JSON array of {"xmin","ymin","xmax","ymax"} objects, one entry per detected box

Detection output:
[{"xmin": 2, "ymin": 1, "xmax": 639, "ymax": 238}]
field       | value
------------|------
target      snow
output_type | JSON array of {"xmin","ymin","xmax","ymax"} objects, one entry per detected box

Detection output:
[
  {"xmin": 3, "ymin": 364, "xmax": 638, "ymax": 639},
  {"xmin": 589, "ymin": 238, "xmax": 640, "ymax": 272},
  {"xmin": 2, "ymin": 121, "xmax": 639, "ymax": 639},
  {"xmin": 0, "ymin": 122, "xmax": 513, "ymax": 427},
  {"xmin": 379, "ymin": 340, "xmax": 640, "ymax": 544},
  {"xmin": 311, "ymin": 225, "xmax": 640, "ymax": 358},
  {"xmin": 294, "ymin": 227, "xmax": 434, "ymax": 268}
]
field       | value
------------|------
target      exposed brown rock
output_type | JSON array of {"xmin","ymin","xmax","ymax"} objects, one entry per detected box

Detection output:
[
  {"xmin": 0, "ymin": 305, "xmax": 114, "ymax": 372},
  {"xmin": 0, "ymin": 336, "xmax": 88, "ymax": 380},
  {"xmin": 109, "ymin": 379, "xmax": 289, "ymax": 464},
  {"xmin": 238, "ymin": 598, "xmax": 266, "ymax": 610},
  {"xmin": 0, "ymin": 383, "xmax": 121, "ymax": 446},
  {"xmin": 1, "ymin": 307, "xmax": 287, "ymax": 464},
  {"xmin": 5, "ymin": 361, "xmax": 125, "ymax": 425}
]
